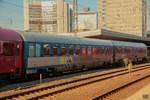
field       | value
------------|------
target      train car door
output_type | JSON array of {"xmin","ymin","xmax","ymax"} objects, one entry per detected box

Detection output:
[
  {"xmin": 14, "ymin": 42, "xmax": 22, "ymax": 76},
  {"xmin": 0, "ymin": 42, "xmax": 15, "ymax": 74},
  {"xmin": 1, "ymin": 41, "xmax": 22, "ymax": 76}
]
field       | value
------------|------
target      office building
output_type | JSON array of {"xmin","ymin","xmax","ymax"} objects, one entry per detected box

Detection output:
[
  {"xmin": 24, "ymin": 0, "xmax": 72, "ymax": 33},
  {"xmin": 98, "ymin": 0, "xmax": 147, "ymax": 37}
]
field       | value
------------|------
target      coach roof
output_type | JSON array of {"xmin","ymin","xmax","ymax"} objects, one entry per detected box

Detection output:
[
  {"xmin": 18, "ymin": 31, "xmax": 113, "ymax": 46},
  {"xmin": 112, "ymin": 41, "xmax": 146, "ymax": 48},
  {"xmin": 0, "ymin": 28, "xmax": 22, "ymax": 41}
]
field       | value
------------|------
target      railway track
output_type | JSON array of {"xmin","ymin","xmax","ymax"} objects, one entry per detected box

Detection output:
[
  {"xmin": 93, "ymin": 73, "xmax": 150, "ymax": 100},
  {"xmin": 0, "ymin": 64, "xmax": 150, "ymax": 100}
]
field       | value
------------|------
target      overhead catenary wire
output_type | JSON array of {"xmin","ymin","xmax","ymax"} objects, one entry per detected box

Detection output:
[{"xmin": 0, "ymin": 0, "xmax": 116, "ymax": 20}]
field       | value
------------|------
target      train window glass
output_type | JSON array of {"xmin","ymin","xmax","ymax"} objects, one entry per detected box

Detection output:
[
  {"xmin": 69, "ymin": 47, "xmax": 74, "ymax": 55},
  {"xmin": 93, "ymin": 48, "xmax": 97, "ymax": 55},
  {"xmin": 29, "ymin": 44, "xmax": 35, "ymax": 57},
  {"xmin": 36, "ymin": 44, "xmax": 41, "ymax": 57},
  {"xmin": 88, "ymin": 48, "xmax": 92, "ymax": 55},
  {"xmin": 53, "ymin": 47, "xmax": 58, "ymax": 56},
  {"xmin": 97, "ymin": 48, "xmax": 100, "ymax": 55},
  {"xmin": 3, "ymin": 43, "xmax": 14, "ymax": 56},
  {"xmin": 76, "ymin": 48, "xmax": 80, "ymax": 55},
  {"xmin": 43, "ymin": 44, "xmax": 50, "ymax": 56},
  {"xmin": 62, "ymin": 47, "xmax": 66, "ymax": 55},
  {"xmin": 82, "ymin": 48, "xmax": 86, "ymax": 55}
]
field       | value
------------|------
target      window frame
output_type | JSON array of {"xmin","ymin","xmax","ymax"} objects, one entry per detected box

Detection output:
[
  {"xmin": 69, "ymin": 45, "xmax": 74, "ymax": 55},
  {"xmin": 35, "ymin": 43, "xmax": 41, "ymax": 57},
  {"xmin": 29, "ymin": 43, "xmax": 36, "ymax": 57},
  {"xmin": 3, "ymin": 42, "xmax": 15, "ymax": 56}
]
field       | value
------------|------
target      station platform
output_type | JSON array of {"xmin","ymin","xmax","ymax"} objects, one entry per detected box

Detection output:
[{"xmin": 126, "ymin": 83, "xmax": 150, "ymax": 100}]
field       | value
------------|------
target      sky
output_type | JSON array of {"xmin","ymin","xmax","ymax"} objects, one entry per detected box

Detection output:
[
  {"xmin": 0, "ymin": 0, "xmax": 24, "ymax": 30},
  {"xmin": 66, "ymin": 0, "xmax": 98, "ymax": 11},
  {"xmin": 0, "ymin": 0, "xmax": 150, "ymax": 31}
]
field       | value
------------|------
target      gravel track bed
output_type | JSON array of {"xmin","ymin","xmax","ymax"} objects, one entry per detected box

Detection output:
[
  {"xmin": 102, "ymin": 77, "xmax": 150, "ymax": 100},
  {"xmin": 0, "ymin": 63, "xmax": 149, "ymax": 100},
  {"xmin": 0, "ymin": 68, "xmax": 115, "ymax": 92},
  {"xmin": 44, "ymin": 67, "xmax": 150, "ymax": 100}
]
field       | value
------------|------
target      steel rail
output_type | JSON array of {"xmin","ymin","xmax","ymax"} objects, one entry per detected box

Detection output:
[
  {"xmin": 93, "ymin": 74, "xmax": 150, "ymax": 100},
  {"xmin": 0, "ymin": 64, "xmax": 150, "ymax": 100}
]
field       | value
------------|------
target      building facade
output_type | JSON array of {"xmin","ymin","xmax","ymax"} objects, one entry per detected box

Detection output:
[
  {"xmin": 24, "ymin": 0, "xmax": 72, "ymax": 33},
  {"xmin": 147, "ymin": 3, "xmax": 150, "ymax": 31},
  {"xmin": 98, "ymin": 0, "xmax": 147, "ymax": 37},
  {"xmin": 64, "ymin": 3, "xmax": 73, "ymax": 32},
  {"xmin": 77, "ymin": 12, "xmax": 98, "ymax": 32}
]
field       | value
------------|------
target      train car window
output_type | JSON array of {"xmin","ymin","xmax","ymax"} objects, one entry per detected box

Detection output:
[
  {"xmin": 3, "ymin": 43, "xmax": 14, "ymax": 56},
  {"xmin": 76, "ymin": 48, "xmax": 80, "ymax": 55},
  {"xmin": 29, "ymin": 44, "xmax": 35, "ymax": 57},
  {"xmin": 62, "ymin": 47, "xmax": 66, "ymax": 55},
  {"xmin": 106, "ymin": 48, "xmax": 109, "ymax": 55},
  {"xmin": 53, "ymin": 47, "xmax": 58, "ymax": 56},
  {"xmin": 82, "ymin": 48, "xmax": 86, "ymax": 55},
  {"xmin": 97, "ymin": 48, "xmax": 100, "ymax": 55},
  {"xmin": 88, "ymin": 48, "xmax": 92, "ymax": 55},
  {"xmin": 93, "ymin": 48, "xmax": 97, "ymax": 55},
  {"xmin": 69, "ymin": 47, "xmax": 74, "ymax": 55},
  {"xmin": 43, "ymin": 44, "xmax": 50, "ymax": 56},
  {"xmin": 36, "ymin": 44, "xmax": 41, "ymax": 57}
]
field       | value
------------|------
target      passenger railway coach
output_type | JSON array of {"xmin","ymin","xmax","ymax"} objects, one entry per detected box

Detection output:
[{"xmin": 0, "ymin": 28, "xmax": 147, "ymax": 78}]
